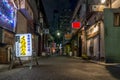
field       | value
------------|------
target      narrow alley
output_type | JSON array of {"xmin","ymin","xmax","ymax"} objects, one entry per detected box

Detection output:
[
  {"xmin": 0, "ymin": 0, "xmax": 120, "ymax": 80},
  {"xmin": 0, "ymin": 56, "xmax": 120, "ymax": 80}
]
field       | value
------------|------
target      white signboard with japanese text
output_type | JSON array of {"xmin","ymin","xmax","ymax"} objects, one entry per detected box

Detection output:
[
  {"xmin": 15, "ymin": 33, "xmax": 32, "ymax": 57},
  {"xmin": 44, "ymin": 29, "xmax": 49, "ymax": 34}
]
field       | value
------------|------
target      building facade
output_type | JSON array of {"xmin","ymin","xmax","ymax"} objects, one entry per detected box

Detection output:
[
  {"xmin": 0, "ymin": 0, "xmax": 48, "ymax": 63},
  {"xmin": 0, "ymin": 0, "xmax": 17, "ymax": 63},
  {"xmin": 70, "ymin": 0, "xmax": 120, "ymax": 62}
]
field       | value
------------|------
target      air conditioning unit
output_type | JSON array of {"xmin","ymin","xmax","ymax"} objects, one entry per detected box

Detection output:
[
  {"xmin": 92, "ymin": 5, "xmax": 99, "ymax": 11},
  {"xmin": 92, "ymin": 5, "xmax": 106, "ymax": 12}
]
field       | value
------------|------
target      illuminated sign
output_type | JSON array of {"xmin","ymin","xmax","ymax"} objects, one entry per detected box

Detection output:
[
  {"xmin": 44, "ymin": 29, "xmax": 49, "ymax": 34},
  {"xmin": 64, "ymin": 33, "xmax": 72, "ymax": 40},
  {"xmin": 15, "ymin": 34, "xmax": 32, "ymax": 57},
  {"xmin": 72, "ymin": 22, "xmax": 81, "ymax": 29},
  {"xmin": 0, "ymin": 0, "xmax": 17, "ymax": 31}
]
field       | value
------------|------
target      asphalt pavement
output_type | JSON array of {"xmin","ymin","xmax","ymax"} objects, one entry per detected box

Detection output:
[{"xmin": 0, "ymin": 56, "xmax": 120, "ymax": 80}]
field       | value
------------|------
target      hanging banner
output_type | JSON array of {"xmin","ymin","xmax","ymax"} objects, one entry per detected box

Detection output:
[{"xmin": 15, "ymin": 33, "xmax": 32, "ymax": 57}]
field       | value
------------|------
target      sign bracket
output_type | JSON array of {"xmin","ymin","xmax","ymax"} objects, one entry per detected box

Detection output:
[{"xmin": 9, "ymin": 34, "xmax": 39, "ymax": 69}]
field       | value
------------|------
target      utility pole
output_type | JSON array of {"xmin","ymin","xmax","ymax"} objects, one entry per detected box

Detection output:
[
  {"xmin": 109, "ymin": 0, "xmax": 112, "ymax": 8},
  {"xmin": 84, "ymin": 0, "xmax": 88, "ymax": 57}
]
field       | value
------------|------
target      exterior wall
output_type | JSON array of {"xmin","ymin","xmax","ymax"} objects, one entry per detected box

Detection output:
[
  {"xmin": 28, "ymin": 0, "xmax": 38, "ymax": 20},
  {"xmin": 81, "ymin": 28, "xmax": 87, "ymax": 57},
  {"xmin": 19, "ymin": 0, "xmax": 33, "ymax": 20},
  {"xmin": 78, "ymin": 32, "xmax": 82, "ymax": 57},
  {"xmin": 104, "ymin": 9, "xmax": 120, "ymax": 63},
  {"xmin": 25, "ymin": 1, "xmax": 33, "ymax": 19},
  {"xmin": 0, "ymin": 30, "xmax": 14, "ymax": 63},
  {"xmin": 0, "ymin": 0, "xmax": 16, "ymax": 63},
  {"xmin": 100, "ymin": 0, "xmax": 120, "ymax": 62},
  {"xmin": 93, "ymin": 35, "xmax": 99, "ymax": 58},
  {"xmin": 16, "ymin": 11, "xmax": 27, "ymax": 33},
  {"xmin": 73, "ymin": 37, "xmax": 78, "ymax": 57},
  {"xmin": 40, "ymin": 12, "xmax": 44, "ymax": 26},
  {"xmin": 100, "ymin": 21, "xmax": 105, "ymax": 58},
  {"xmin": 88, "ymin": 20, "xmax": 105, "ymax": 59},
  {"xmin": 71, "ymin": 0, "xmax": 120, "ymax": 61},
  {"xmin": 16, "ymin": 0, "xmax": 34, "ymax": 60},
  {"xmin": 87, "ymin": 39, "xmax": 91, "ymax": 56},
  {"xmin": 112, "ymin": 0, "xmax": 120, "ymax": 8},
  {"xmin": 0, "ymin": 0, "xmax": 46, "ymax": 62},
  {"xmin": 34, "ymin": 35, "xmax": 39, "ymax": 55},
  {"xmin": 86, "ymin": 36, "xmax": 99, "ymax": 58},
  {"xmin": 0, "ymin": 47, "xmax": 7, "ymax": 63},
  {"xmin": 38, "ymin": 12, "xmax": 44, "ymax": 54},
  {"xmin": 3, "ymin": 30, "xmax": 14, "ymax": 45},
  {"xmin": 86, "ymin": 22, "xmax": 100, "ymax": 59},
  {"xmin": 28, "ymin": 0, "xmax": 44, "ymax": 56}
]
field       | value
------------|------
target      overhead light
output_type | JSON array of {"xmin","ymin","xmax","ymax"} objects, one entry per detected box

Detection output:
[
  {"xmin": 57, "ymin": 32, "xmax": 60, "ymax": 36},
  {"xmin": 101, "ymin": 0, "xmax": 106, "ymax": 4}
]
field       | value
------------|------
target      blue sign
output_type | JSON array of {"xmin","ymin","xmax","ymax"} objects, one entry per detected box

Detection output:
[{"xmin": 0, "ymin": 0, "xmax": 16, "ymax": 31}]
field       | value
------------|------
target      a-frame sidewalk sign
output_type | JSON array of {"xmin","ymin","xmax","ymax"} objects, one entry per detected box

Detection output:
[{"xmin": 9, "ymin": 33, "xmax": 38, "ymax": 69}]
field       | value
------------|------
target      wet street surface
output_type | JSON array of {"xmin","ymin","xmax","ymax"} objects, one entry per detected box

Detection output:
[{"xmin": 0, "ymin": 56, "xmax": 120, "ymax": 80}]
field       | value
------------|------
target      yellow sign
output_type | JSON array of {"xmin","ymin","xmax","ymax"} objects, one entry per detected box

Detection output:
[{"xmin": 20, "ymin": 36, "xmax": 26, "ymax": 55}]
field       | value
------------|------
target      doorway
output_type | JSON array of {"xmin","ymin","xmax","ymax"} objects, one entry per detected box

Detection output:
[{"xmin": 78, "ymin": 37, "xmax": 82, "ymax": 57}]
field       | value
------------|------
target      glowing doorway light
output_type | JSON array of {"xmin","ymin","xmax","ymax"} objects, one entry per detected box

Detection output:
[
  {"xmin": 57, "ymin": 32, "xmax": 60, "ymax": 36},
  {"xmin": 101, "ymin": 0, "xmax": 106, "ymax": 4}
]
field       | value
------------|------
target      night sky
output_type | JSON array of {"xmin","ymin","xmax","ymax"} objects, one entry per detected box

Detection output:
[
  {"xmin": 42, "ymin": 0, "xmax": 78, "ymax": 25},
  {"xmin": 41, "ymin": 0, "xmax": 78, "ymax": 43}
]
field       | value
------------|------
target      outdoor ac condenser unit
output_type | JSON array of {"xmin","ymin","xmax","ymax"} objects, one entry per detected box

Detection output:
[{"xmin": 92, "ymin": 5, "xmax": 106, "ymax": 12}]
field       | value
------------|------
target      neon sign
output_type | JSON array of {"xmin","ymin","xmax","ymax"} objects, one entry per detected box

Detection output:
[
  {"xmin": 72, "ymin": 22, "xmax": 81, "ymax": 29},
  {"xmin": 0, "ymin": 0, "xmax": 16, "ymax": 31}
]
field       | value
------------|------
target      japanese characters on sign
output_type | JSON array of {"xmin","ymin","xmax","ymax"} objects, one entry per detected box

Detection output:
[{"xmin": 15, "ymin": 34, "xmax": 32, "ymax": 57}]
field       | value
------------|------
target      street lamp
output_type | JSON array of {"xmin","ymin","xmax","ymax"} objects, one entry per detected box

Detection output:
[
  {"xmin": 56, "ymin": 31, "xmax": 61, "ymax": 45},
  {"xmin": 57, "ymin": 32, "xmax": 60, "ymax": 36}
]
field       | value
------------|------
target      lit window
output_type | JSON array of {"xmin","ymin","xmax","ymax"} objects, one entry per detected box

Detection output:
[{"xmin": 114, "ymin": 13, "xmax": 120, "ymax": 26}]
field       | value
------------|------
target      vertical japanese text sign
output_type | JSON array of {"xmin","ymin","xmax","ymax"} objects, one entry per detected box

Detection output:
[{"xmin": 15, "ymin": 34, "xmax": 32, "ymax": 57}]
